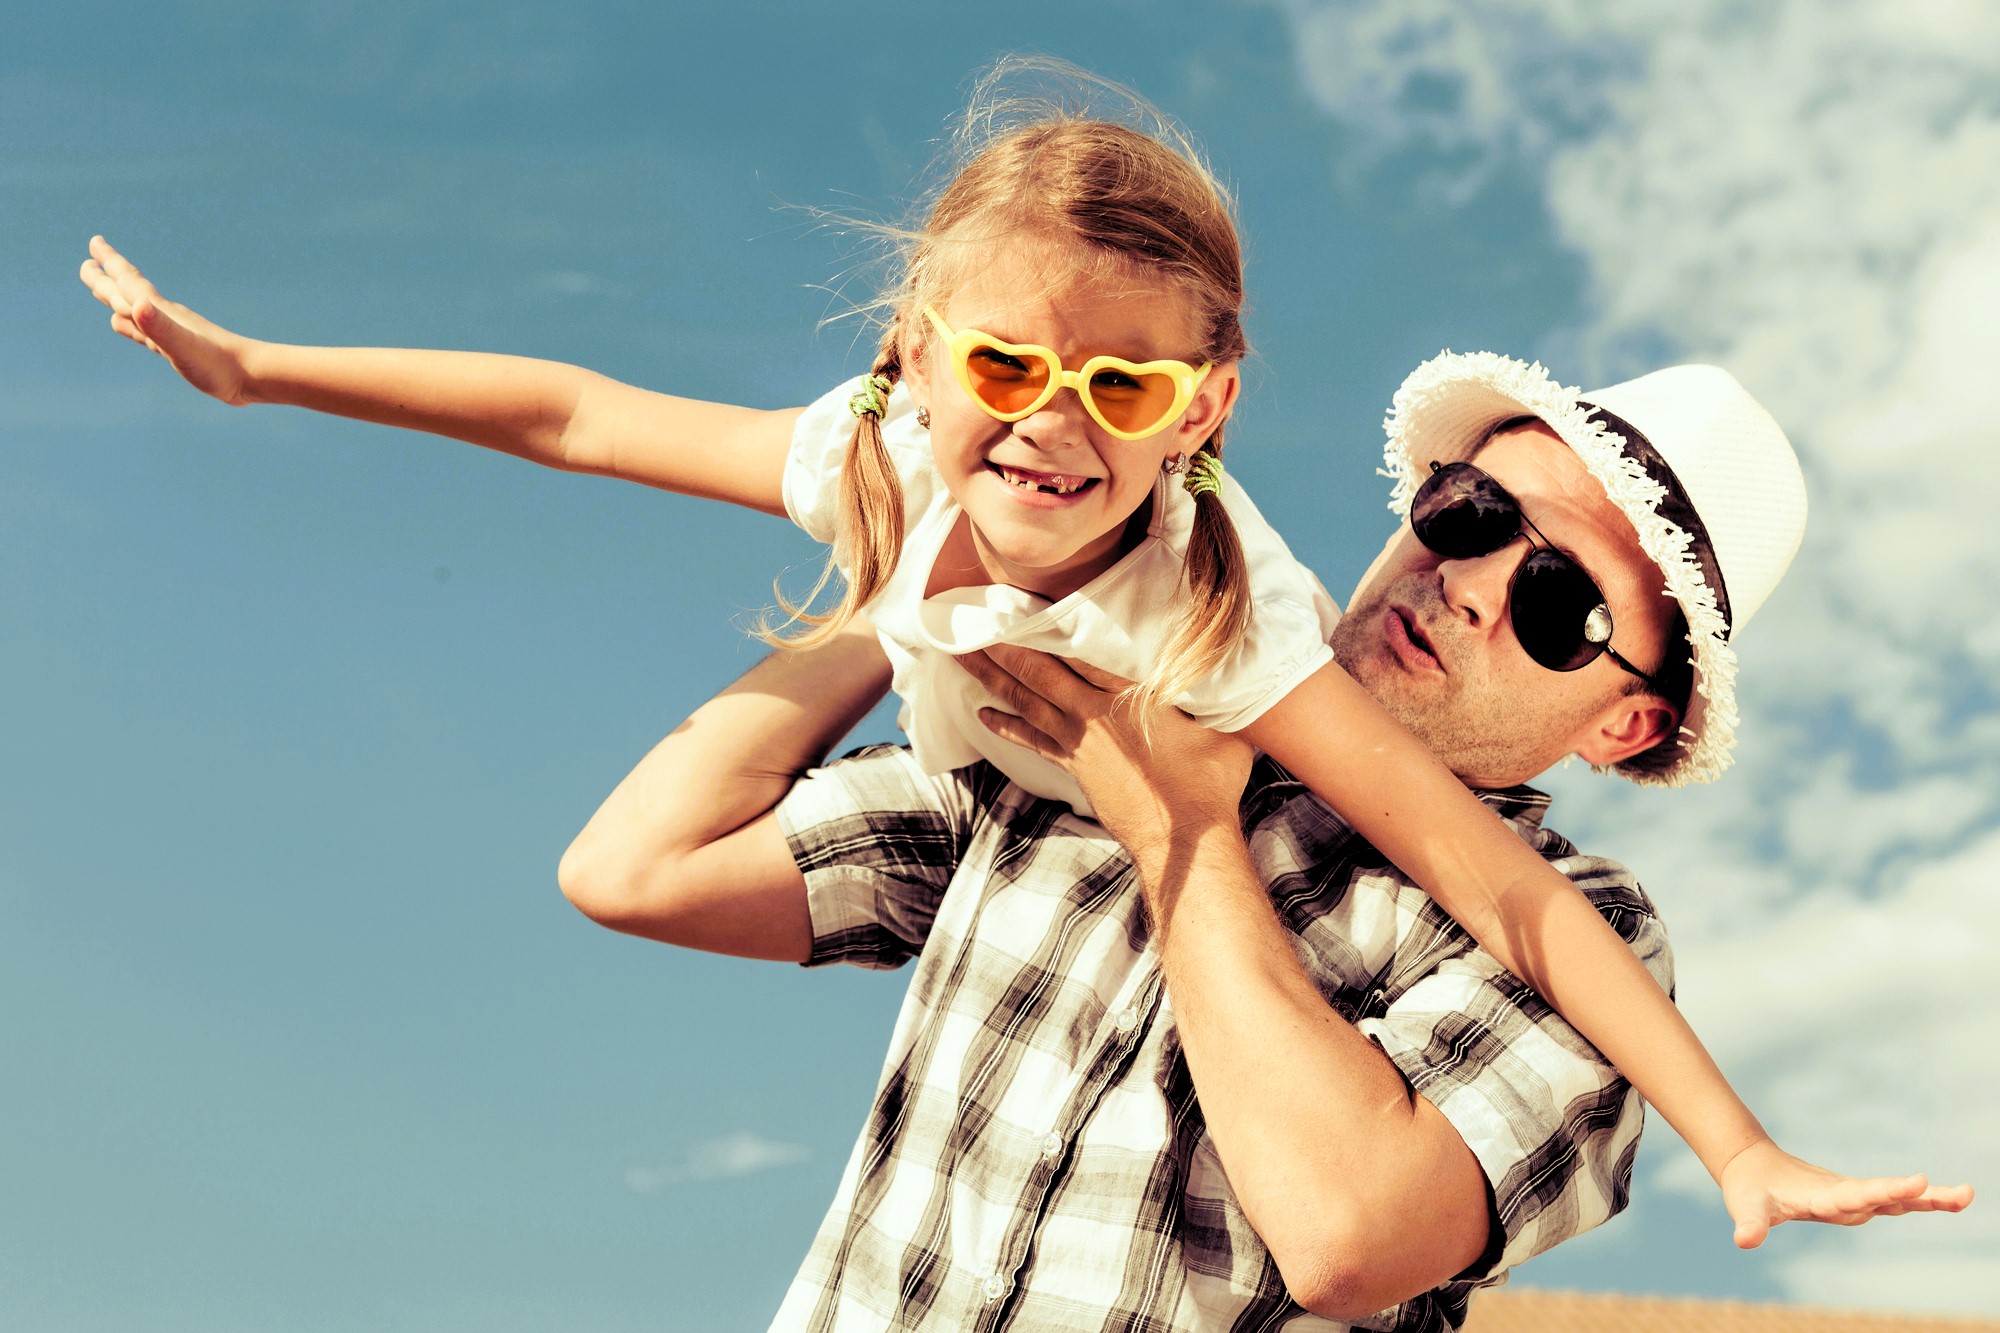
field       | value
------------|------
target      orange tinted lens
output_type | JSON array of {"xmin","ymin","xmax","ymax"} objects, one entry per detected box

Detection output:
[
  {"xmin": 1086, "ymin": 366, "xmax": 1181, "ymax": 434},
  {"xmin": 963, "ymin": 342, "xmax": 1051, "ymax": 416}
]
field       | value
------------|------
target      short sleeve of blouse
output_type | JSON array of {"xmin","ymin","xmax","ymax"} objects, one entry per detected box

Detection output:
[
  {"xmin": 1171, "ymin": 478, "xmax": 1343, "ymax": 733},
  {"xmin": 783, "ymin": 375, "xmax": 935, "ymax": 546}
]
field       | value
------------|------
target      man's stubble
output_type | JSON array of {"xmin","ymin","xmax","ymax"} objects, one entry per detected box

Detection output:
[{"xmin": 1329, "ymin": 575, "xmax": 1608, "ymax": 789}]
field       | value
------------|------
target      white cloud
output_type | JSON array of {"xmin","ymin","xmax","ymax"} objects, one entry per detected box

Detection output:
[
  {"xmin": 533, "ymin": 270, "xmax": 609, "ymax": 298},
  {"xmin": 623, "ymin": 1129, "xmax": 811, "ymax": 1195},
  {"xmin": 1269, "ymin": 0, "xmax": 2000, "ymax": 1311}
]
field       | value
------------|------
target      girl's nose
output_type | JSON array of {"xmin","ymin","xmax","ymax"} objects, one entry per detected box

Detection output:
[{"xmin": 1011, "ymin": 388, "xmax": 1093, "ymax": 451}]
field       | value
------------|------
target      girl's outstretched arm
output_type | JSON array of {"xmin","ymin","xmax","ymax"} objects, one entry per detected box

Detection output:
[
  {"xmin": 78, "ymin": 236, "xmax": 796, "ymax": 514},
  {"xmin": 1240, "ymin": 660, "xmax": 1974, "ymax": 1247}
]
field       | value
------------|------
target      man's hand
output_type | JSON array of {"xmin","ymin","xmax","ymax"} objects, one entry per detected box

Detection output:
[
  {"xmin": 962, "ymin": 645, "xmax": 1496, "ymax": 1313},
  {"xmin": 956, "ymin": 646, "xmax": 1252, "ymax": 899}
]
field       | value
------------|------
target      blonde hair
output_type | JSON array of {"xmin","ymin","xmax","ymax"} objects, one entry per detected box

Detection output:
[{"xmin": 763, "ymin": 58, "xmax": 1252, "ymax": 713}]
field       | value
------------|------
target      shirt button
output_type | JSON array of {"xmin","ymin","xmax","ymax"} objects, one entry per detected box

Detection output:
[
  {"xmin": 1040, "ymin": 1132, "xmax": 1063, "ymax": 1159},
  {"xmin": 1115, "ymin": 1006, "xmax": 1139, "ymax": 1033},
  {"xmin": 982, "ymin": 1274, "xmax": 1006, "ymax": 1302}
]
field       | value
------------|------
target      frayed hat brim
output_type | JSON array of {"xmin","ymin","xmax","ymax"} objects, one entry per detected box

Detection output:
[{"xmin": 1381, "ymin": 351, "xmax": 1736, "ymax": 787}]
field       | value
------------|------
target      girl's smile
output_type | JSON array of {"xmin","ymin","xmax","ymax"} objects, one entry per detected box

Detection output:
[{"xmin": 984, "ymin": 460, "xmax": 1101, "ymax": 502}]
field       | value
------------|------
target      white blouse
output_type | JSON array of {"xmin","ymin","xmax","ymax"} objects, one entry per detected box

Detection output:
[{"xmin": 783, "ymin": 376, "xmax": 1340, "ymax": 816}]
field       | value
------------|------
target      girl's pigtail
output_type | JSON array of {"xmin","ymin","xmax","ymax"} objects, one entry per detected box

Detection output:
[
  {"xmin": 757, "ymin": 329, "xmax": 909, "ymax": 649},
  {"xmin": 1130, "ymin": 428, "xmax": 1252, "ymax": 717}
]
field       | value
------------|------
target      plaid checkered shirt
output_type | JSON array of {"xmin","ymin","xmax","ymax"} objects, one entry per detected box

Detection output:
[{"xmin": 769, "ymin": 746, "xmax": 1672, "ymax": 1332}]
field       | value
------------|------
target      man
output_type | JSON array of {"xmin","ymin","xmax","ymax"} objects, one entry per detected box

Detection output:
[{"xmin": 557, "ymin": 353, "xmax": 1921, "ymax": 1329}]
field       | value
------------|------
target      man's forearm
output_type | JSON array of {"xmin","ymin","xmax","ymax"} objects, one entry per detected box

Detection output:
[{"xmin": 1143, "ymin": 825, "xmax": 1491, "ymax": 1320}]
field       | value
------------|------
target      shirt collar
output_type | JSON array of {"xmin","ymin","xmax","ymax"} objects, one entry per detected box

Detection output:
[{"xmin": 1473, "ymin": 782, "xmax": 1552, "ymax": 832}]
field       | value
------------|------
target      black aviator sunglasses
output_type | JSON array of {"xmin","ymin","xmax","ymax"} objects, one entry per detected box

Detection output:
[{"xmin": 1410, "ymin": 460, "xmax": 1666, "ymax": 691}]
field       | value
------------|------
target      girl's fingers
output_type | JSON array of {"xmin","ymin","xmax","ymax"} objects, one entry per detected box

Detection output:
[
  {"xmin": 1835, "ymin": 1174, "xmax": 1924, "ymax": 1212},
  {"xmin": 80, "ymin": 258, "xmax": 129, "ymax": 313},
  {"xmin": 109, "ymin": 311, "xmax": 149, "ymax": 347},
  {"xmin": 91, "ymin": 236, "xmax": 161, "ymax": 307},
  {"xmin": 1923, "ymin": 1181, "xmax": 1976, "ymax": 1209},
  {"xmin": 90, "ymin": 234, "xmax": 141, "ymax": 280}
]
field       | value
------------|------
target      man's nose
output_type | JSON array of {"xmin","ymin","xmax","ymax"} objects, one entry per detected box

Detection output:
[{"xmin": 1437, "ymin": 539, "xmax": 1528, "ymax": 635}]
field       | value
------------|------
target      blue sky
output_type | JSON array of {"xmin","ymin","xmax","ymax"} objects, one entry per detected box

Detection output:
[{"xmin": 6, "ymin": 2, "xmax": 1996, "ymax": 1329}]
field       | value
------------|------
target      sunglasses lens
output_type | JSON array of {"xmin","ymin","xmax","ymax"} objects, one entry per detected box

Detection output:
[
  {"xmin": 1512, "ymin": 549, "xmax": 1608, "ymax": 671},
  {"xmin": 963, "ymin": 342, "xmax": 1051, "ymax": 416},
  {"xmin": 1412, "ymin": 464, "xmax": 1523, "ymax": 558},
  {"xmin": 1086, "ymin": 366, "xmax": 1182, "ymax": 436}
]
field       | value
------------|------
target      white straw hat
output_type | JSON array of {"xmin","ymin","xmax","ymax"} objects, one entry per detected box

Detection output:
[{"xmin": 1380, "ymin": 351, "xmax": 1808, "ymax": 787}]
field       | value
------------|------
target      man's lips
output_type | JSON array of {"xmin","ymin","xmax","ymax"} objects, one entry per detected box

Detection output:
[{"xmin": 1384, "ymin": 605, "xmax": 1444, "ymax": 673}]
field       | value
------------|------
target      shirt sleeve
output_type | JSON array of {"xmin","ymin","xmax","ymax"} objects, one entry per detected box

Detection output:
[
  {"xmin": 782, "ymin": 375, "xmax": 934, "ymax": 547},
  {"xmin": 1355, "ymin": 856, "xmax": 1674, "ymax": 1280},
  {"xmin": 774, "ymin": 742, "xmax": 982, "ymax": 970}
]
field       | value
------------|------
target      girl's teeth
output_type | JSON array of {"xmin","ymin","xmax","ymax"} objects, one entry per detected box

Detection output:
[{"xmin": 999, "ymin": 466, "xmax": 1089, "ymax": 495}]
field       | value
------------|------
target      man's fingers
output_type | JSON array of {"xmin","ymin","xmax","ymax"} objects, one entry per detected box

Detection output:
[
  {"xmin": 977, "ymin": 707, "xmax": 1060, "ymax": 760},
  {"xmin": 957, "ymin": 650, "xmax": 1071, "ymax": 746},
  {"xmin": 1060, "ymin": 656, "xmax": 1135, "ymax": 693},
  {"xmin": 981, "ymin": 643, "xmax": 1099, "ymax": 708}
]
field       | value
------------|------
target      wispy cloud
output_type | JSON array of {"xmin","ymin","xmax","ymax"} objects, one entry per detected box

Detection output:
[
  {"xmin": 1268, "ymin": 0, "xmax": 2000, "ymax": 1311},
  {"xmin": 623, "ymin": 1129, "xmax": 812, "ymax": 1195}
]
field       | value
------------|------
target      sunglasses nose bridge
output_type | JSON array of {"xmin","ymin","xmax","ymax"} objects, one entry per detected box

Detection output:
[{"xmin": 1006, "ymin": 373, "xmax": 1103, "ymax": 449}]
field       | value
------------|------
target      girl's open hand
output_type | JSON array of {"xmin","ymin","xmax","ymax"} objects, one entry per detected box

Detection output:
[
  {"xmin": 1719, "ymin": 1138, "xmax": 1974, "ymax": 1249},
  {"xmin": 79, "ymin": 236, "xmax": 258, "ymax": 406}
]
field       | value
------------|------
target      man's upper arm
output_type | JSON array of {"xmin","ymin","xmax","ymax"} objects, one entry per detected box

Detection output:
[
  {"xmin": 1358, "ymin": 859, "xmax": 1673, "ymax": 1281},
  {"xmin": 775, "ymin": 744, "xmax": 985, "ymax": 970}
]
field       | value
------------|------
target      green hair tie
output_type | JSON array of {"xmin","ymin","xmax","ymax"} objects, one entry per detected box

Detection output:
[
  {"xmin": 1183, "ymin": 451, "xmax": 1225, "ymax": 500},
  {"xmin": 848, "ymin": 373, "xmax": 894, "ymax": 421}
]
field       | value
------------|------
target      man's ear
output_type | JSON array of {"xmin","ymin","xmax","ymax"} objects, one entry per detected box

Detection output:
[{"xmin": 1573, "ymin": 694, "xmax": 1680, "ymax": 768}]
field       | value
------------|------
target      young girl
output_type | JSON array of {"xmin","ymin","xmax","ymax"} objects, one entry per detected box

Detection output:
[{"xmin": 78, "ymin": 77, "xmax": 1965, "ymax": 1251}]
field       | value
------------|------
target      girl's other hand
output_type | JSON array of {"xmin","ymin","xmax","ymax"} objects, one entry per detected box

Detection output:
[
  {"xmin": 1718, "ymin": 1138, "xmax": 1974, "ymax": 1248},
  {"xmin": 79, "ymin": 236, "xmax": 258, "ymax": 406}
]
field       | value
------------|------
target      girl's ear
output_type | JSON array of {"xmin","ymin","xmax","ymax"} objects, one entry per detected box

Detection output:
[
  {"xmin": 899, "ymin": 316, "xmax": 932, "ymax": 412},
  {"xmin": 1177, "ymin": 363, "xmax": 1240, "ymax": 449}
]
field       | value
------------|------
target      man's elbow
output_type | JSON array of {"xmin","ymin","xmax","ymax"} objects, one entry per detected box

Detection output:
[
  {"xmin": 1273, "ymin": 1210, "xmax": 1480, "ymax": 1322},
  {"xmin": 1278, "ymin": 1239, "xmax": 1403, "ymax": 1323}
]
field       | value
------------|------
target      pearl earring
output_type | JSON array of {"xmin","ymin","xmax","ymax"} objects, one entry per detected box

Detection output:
[{"xmin": 916, "ymin": 406, "xmax": 932, "ymax": 429}]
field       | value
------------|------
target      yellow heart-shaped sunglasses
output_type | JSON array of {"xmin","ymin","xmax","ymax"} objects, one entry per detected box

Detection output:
[{"xmin": 923, "ymin": 307, "xmax": 1212, "ymax": 441}]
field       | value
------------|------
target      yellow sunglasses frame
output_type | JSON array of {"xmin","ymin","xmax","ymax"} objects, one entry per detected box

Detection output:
[{"xmin": 922, "ymin": 306, "xmax": 1212, "ymax": 442}]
